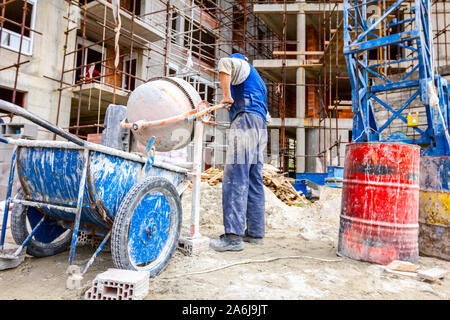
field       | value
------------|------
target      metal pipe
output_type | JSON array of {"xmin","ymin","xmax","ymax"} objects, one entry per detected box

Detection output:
[
  {"xmin": 0, "ymin": 99, "xmax": 87, "ymax": 146},
  {"xmin": 190, "ymin": 119, "xmax": 204, "ymax": 239},
  {"xmin": 68, "ymin": 149, "xmax": 89, "ymax": 265},
  {"xmin": 0, "ymin": 146, "xmax": 17, "ymax": 250}
]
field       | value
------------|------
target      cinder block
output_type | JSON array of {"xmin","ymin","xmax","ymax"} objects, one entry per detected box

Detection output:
[
  {"xmin": 84, "ymin": 268, "xmax": 149, "ymax": 300},
  {"xmin": 76, "ymin": 231, "xmax": 90, "ymax": 246},
  {"xmin": 0, "ymin": 123, "xmax": 37, "ymax": 139},
  {"xmin": 76, "ymin": 231, "xmax": 111, "ymax": 252},
  {"xmin": 178, "ymin": 236, "xmax": 210, "ymax": 256}
]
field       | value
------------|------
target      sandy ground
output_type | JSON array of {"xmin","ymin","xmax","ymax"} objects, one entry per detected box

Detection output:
[{"xmin": 0, "ymin": 184, "xmax": 449, "ymax": 300}]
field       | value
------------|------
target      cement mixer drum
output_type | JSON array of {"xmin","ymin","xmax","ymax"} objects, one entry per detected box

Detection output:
[{"xmin": 126, "ymin": 77, "xmax": 202, "ymax": 151}]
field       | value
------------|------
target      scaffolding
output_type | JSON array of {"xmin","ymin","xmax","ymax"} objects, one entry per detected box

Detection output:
[
  {"xmin": 0, "ymin": 0, "xmax": 41, "ymax": 119},
  {"xmin": 45, "ymin": 0, "xmax": 279, "ymax": 141}
]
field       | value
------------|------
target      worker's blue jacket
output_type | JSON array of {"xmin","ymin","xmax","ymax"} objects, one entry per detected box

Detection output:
[{"xmin": 229, "ymin": 53, "xmax": 268, "ymax": 123}]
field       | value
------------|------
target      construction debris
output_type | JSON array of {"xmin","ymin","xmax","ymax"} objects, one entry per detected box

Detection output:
[
  {"xmin": 262, "ymin": 165, "xmax": 309, "ymax": 206},
  {"xmin": 386, "ymin": 260, "xmax": 418, "ymax": 273},
  {"xmin": 382, "ymin": 267, "xmax": 418, "ymax": 279},
  {"xmin": 201, "ymin": 165, "xmax": 309, "ymax": 206},
  {"xmin": 203, "ymin": 167, "xmax": 223, "ymax": 186},
  {"xmin": 417, "ymin": 267, "xmax": 448, "ymax": 282},
  {"xmin": 0, "ymin": 243, "xmax": 25, "ymax": 271},
  {"xmin": 85, "ymin": 268, "xmax": 150, "ymax": 300}
]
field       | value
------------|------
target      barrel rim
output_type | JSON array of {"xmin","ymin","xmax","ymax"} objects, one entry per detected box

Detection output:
[{"xmin": 346, "ymin": 141, "xmax": 421, "ymax": 149}]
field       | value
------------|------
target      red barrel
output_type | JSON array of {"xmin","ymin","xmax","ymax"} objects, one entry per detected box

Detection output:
[{"xmin": 337, "ymin": 142, "xmax": 420, "ymax": 265}]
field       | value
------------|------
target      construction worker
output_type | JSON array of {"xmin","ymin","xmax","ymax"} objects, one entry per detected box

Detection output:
[{"xmin": 210, "ymin": 53, "xmax": 268, "ymax": 252}]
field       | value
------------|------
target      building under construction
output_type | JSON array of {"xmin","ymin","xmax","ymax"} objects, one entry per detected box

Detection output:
[
  {"xmin": 1, "ymin": 0, "xmax": 450, "ymax": 301},
  {"xmin": 2, "ymin": 0, "xmax": 450, "ymax": 180}
]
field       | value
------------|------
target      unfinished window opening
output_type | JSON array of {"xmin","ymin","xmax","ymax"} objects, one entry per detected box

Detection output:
[
  {"xmin": 184, "ymin": 20, "xmax": 216, "ymax": 65},
  {"xmin": 257, "ymin": 27, "xmax": 265, "ymax": 56},
  {"xmin": 206, "ymin": 85, "xmax": 215, "ymax": 103},
  {"xmin": 75, "ymin": 40, "xmax": 103, "ymax": 84},
  {"xmin": 81, "ymin": 0, "xmax": 141, "ymax": 15},
  {"xmin": 194, "ymin": 79, "xmax": 215, "ymax": 102},
  {"xmin": 168, "ymin": 67, "xmax": 177, "ymax": 76},
  {"xmin": 0, "ymin": 87, "xmax": 25, "ymax": 108},
  {"xmin": 118, "ymin": 0, "xmax": 141, "ymax": 15},
  {"xmin": 170, "ymin": 11, "xmax": 179, "ymax": 44},
  {"xmin": 183, "ymin": 76, "xmax": 195, "ymax": 88},
  {"xmin": 194, "ymin": 0, "xmax": 218, "ymax": 19},
  {"xmin": 0, "ymin": 0, "xmax": 36, "ymax": 55},
  {"xmin": 232, "ymin": 5, "xmax": 244, "ymax": 50},
  {"xmin": 123, "ymin": 54, "xmax": 137, "ymax": 91}
]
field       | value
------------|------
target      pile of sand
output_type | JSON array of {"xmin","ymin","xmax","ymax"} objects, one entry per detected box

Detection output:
[{"xmin": 180, "ymin": 182, "xmax": 342, "ymax": 241}]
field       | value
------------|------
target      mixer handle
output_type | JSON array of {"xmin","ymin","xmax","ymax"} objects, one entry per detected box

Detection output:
[{"xmin": 121, "ymin": 102, "xmax": 231, "ymax": 131}]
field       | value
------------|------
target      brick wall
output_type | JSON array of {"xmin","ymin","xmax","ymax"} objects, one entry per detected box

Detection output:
[
  {"xmin": 306, "ymin": 78, "xmax": 320, "ymax": 118},
  {"xmin": 306, "ymin": 25, "xmax": 320, "ymax": 118}
]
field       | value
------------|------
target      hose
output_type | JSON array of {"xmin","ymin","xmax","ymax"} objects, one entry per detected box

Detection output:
[{"xmin": 160, "ymin": 254, "xmax": 342, "ymax": 280}]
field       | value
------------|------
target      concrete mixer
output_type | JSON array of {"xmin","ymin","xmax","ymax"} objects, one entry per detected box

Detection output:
[{"xmin": 0, "ymin": 78, "xmax": 228, "ymax": 287}]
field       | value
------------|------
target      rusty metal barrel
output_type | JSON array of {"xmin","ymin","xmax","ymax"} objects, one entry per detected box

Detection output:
[
  {"xmin": 419, "ymin": 156, "xmax": 450, "ymax": 261},
  {"xmin": 337, "ymin": 142, "xmax": 421, "ymax": 265},
  {"xmin": 126, "ymin": 77, "xmax": 202, "ymax": 152}
]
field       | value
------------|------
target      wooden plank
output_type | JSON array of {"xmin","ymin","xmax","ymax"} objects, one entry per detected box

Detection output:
[
  {"xmin": 382, "ymin": 267, "xmax": 418, "ymax": 279},
  {"xmin": 386, "ymin": 260, "xmax": 418, "ymax": 273},
  {"xmin": 330, "ymin": 105, "xmax": 352, "ymax": 110},
  {"xmin": 208, "ymin": 171, "xmax": 223, "ymax": 185}
]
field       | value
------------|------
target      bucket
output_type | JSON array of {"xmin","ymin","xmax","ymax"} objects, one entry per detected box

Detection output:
[{"xmin": 337, "ymin": 142, "xmax": 420, "ymax": 264}]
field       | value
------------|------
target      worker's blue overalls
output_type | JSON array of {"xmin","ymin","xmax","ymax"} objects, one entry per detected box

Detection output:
[{"xmin": 222, "ymin": 54, "xmax": 268, "ymax": 239}]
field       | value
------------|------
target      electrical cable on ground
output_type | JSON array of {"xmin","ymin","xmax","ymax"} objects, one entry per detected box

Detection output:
[{"xmin": 161, "ymin": 255, "xmax": 342, "ymax": 280}]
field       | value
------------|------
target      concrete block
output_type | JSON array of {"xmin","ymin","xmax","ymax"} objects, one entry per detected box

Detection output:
[
  {"xmin": 84, "ymin": 268, "xmax": 150, "ymax": 300},
  {"xmin": 76, "ymin": 231, "xmax": 111, "ymax": 252},
  {"xmin": 66, "ymin": 265, "xmax": 83, "ymax": 290},
  {"xmin": 178, "ymin": 236, "xmax": 210, "ymax": 256},
  {"xmin": 76, "ymin": 231, "xmax": 90, "ymax": 246},
  {"xmin": 0, "ymin": 123, "xmax": 37, "ymax": 139}
]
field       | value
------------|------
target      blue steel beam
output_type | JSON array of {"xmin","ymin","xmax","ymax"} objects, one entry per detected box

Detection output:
[{"xmin": 345, "ymin": 30, "xmax": 419, "ymax": 54}]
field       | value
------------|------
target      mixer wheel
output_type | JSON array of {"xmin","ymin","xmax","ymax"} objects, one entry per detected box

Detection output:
[
  {"xmin": 10, "ymin": 190, "xmax": 72, "ymax": 257},
  {"xmin": 111, "ymin": 177, "xmax": 182, "ymax": 277}
]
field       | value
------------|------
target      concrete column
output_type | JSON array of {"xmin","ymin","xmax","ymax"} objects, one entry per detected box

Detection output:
[{"xmin": 296, "ymin": 11, "xmax": 306, "ymax": 173}]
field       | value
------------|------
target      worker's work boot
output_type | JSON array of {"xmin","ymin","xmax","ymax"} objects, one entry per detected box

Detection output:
[
  {"xmin": 209, "ymin": 234, "xmax": 244, "ymax": 252},
  {"xmin": 243, "ymin": 231, "xmax": 264, "ymax": 245}
]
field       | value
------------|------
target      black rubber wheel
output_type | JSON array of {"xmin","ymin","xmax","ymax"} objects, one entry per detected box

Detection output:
[
  {"xmin": 111, "ymin": 176, "xmax": 182, "ymax": 277},
  {"xmin": 10, "ymin": 190, "xmax": 72, "ymax": 258}
]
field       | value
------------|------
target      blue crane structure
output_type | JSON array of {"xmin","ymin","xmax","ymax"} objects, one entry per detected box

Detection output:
[{"xmin": 343, "ymin": 0, "xmax": 450, "ymax": 156}]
